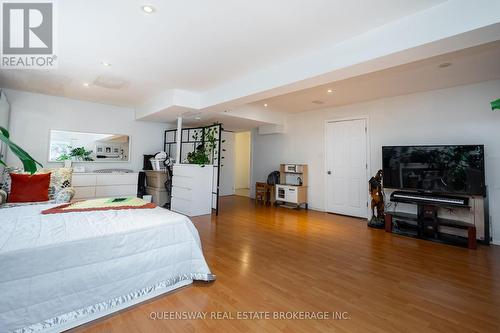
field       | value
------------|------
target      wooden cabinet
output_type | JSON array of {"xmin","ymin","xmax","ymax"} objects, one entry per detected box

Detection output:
[{"xmin": 72, "ymin": 173, "xmax": 138, "ymax": 200}]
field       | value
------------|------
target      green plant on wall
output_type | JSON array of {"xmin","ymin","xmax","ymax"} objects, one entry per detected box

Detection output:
[
  {"xmin": 186, "ymin": 123, "xmax": 225, "ymax": 166},
  {"xmin": 0, "ymin": 126, "xmax": 42, "ymax": 174}
]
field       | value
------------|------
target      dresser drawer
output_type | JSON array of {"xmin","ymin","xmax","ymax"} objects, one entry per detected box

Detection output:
[
  {"xmin": 172, "ymin": 175, "xmax": 193, "ymax": 189},
  {"xmin": 172, "ymin": 186, "xmax": 192, "ymax": 200},
  {"xmin": 74, "ymin": 186, "xmax": 96, "ymax": 199},
  {"xmin": 173, "ymin": 165, "xmax": 194, "ymax": 177},
  {"xmin": 171, "ymin": 197, "xmax": 191, "ymax": 216},
  {"xmin": 72, "ymin": 174, "xmax": 97, "ymax": 187},
  {"xmin": 95, "ymin": 185, "xmax": 137, "ymax": 197},
  {"xmin": 96, "ymin": 173, "xmax": 138, "ymax": 186}
]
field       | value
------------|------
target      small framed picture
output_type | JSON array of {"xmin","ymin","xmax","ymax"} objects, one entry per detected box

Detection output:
[
  {"xmin": 113, "ymin": 148, "xmax": 119, "ymax": 153},
  {"xmin": 105, "ymin": 147, "xmax": 111, "ymax": 153},
  {"xmin": 97, "ymin": 147, "xmax": 103, "ymax": 153}
]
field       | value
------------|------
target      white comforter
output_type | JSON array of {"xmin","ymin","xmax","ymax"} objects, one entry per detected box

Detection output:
[{"xmin": 0, "ymin": 203, "xmax": 214, "ymax": 333}]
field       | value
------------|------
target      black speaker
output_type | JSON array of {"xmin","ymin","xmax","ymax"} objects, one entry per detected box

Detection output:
[{"xmin": 137, "ymin": 171, "xmax": 146, "ymax": 198}]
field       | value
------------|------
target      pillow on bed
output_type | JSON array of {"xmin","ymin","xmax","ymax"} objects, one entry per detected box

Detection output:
[
  {"xmin": 39, "ymin": 167, "xmax": 73, "ymax": 200},
  {"xmin": 1, "ymin": 167, "xmax": 22, "ymax": 194},
  {"xmin": 8, "ymin": 173, "xmax": 51, "ymax": 203},
  {"xmin": 2, "ymin": 167, "xmax": 72, "ymax": 200}
]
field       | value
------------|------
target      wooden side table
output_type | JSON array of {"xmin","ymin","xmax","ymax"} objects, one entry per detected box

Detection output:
[{"xmin": 255, "ymin": 182, "xmax": 275, "ymax": 205}]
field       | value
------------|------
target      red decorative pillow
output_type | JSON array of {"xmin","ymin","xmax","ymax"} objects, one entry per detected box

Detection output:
[{"xmin": 8, "ymin": 173, "xmax": 51, "ymax": 203}]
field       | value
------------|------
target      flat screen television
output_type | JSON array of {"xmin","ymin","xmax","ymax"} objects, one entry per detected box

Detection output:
[{"xmin": 382, "ymin": 145, "xmax": 485, "ymax": 196}]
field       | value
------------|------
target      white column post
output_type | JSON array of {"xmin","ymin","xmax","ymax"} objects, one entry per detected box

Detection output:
[{"xmin": 176, "ymin": 116, "xmax": 182, "ymax": 164}]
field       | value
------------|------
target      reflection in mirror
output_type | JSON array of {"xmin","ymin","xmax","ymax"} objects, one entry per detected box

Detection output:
[{"xmin": 49, "ymin": 130, "xmax": 130, "ymax": 162}]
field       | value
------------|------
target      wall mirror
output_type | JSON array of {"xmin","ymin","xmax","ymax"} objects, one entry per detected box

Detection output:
[{"xmin": 49, "ymin": 130, "xmax": 130, "ymax": 162}]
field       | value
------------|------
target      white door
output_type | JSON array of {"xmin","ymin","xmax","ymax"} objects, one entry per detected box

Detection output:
[{"xmin": 325, "ymin": 119, "xmax": 368, "ymax": 218}]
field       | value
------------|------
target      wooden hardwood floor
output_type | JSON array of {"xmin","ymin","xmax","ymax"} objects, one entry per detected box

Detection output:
[{"xmin": 73, "ymin": 196, "xmax": 500, "ymax": 333}]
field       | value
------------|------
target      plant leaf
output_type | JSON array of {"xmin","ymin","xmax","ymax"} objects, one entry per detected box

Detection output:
[
  {"xmin": 0, "ymin": 126, "xmax": 9, "ymax": 139},
  {"xmin": 0, "ymin": 131, "xmax": 43, "ymax": 174}
]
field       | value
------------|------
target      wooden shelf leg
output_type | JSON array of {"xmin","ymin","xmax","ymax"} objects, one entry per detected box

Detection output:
[
  {"xmin": 384, "ymin": 214, "xmax": 392, "ymax": 233},
  {"xmin": 468, "ymin": 227, "xmax": 477, "ymax": 249}
]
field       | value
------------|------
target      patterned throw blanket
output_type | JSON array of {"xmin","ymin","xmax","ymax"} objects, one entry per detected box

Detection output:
[{"xmin": 42, "ymin": 197, "xmax": 156, "ymax": 214}]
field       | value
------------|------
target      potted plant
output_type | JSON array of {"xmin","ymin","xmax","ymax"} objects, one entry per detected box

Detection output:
[
  {"xmin": 56, "ymin": 146, "xmax": 94, "ymax": 162},
  {"xmin": 56, "ymin": 153, "xmax": 72, "ymax": 168},
  {"xmin": 0, "ymin": 126, "xmax": 42, "ymax": 173},
  {"xmin": 186, "ymin": 145, "xmax": 210, "ymax": 165},
  {"xmin": 69, "ymin": 147, "xmax": 94, "ymax": 161},
  {"xmin": 186, "ymin": 124, "xmax": 225, "ymax": 166}
]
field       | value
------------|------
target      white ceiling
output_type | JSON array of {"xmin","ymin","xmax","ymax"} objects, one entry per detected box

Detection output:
[
  {"xmin": 0, "ymin": 0, "xmax": 445, "ymax": 107},
  {"xmin": 248, "ymin": 41, "xmax": 500, "ymax": 114},
  {"xmin": 182, "ymin": 113, "xmax": 270, "ymax": 132}
]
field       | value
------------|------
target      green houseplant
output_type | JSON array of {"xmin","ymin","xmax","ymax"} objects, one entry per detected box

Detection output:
[
  {"xmin": 0, "ymin": 126, "xmax": 42, "ymax": 174},
  {"xmin": 68, "ymin": 147, "xmax": 94, "ymax": 161},
  {"xmin": 186, "ymin": 145, "xmax": 210, "ymax": 165},
  {"xmin": 56, "ymin": 146, "xmax": 94, "ymax": 162}
]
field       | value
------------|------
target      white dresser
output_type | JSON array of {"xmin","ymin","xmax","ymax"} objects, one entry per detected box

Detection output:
[
  {"xmin": 171, "ymin": 164, "xmax": 213, "ymax": 217},
  {"xmin": 72, "ymin": 172, "xmax": 138, "ymax": 200}
]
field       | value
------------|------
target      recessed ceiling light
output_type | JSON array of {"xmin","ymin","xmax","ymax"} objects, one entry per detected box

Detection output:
[
  {"xmin": 264, "ymin": 103, "xmax": 268, "ymax": 107},
  {"xmin": 438, "ymin": 62, "xmax": 452, "ymax": 68},
  {"xmin": 142, "ymin": 5, "xmax": 155, "ymax": 14},
  {"xmin": 101, "ymin": 61, "xmax": 111, "ymax": 67},
  {"xmin": 83, "ymin": 82, "xmax": 90, "ymax": 87},
  {"xmin": 327, "ymin": 89, "xmax": 333, "ymax": 93},
  {"xmin": 194, "ymin": 116, "xmax": 201, "ymax": 120}
]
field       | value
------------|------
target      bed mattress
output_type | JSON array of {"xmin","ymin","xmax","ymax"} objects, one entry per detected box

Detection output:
[{"xmin": 0, "ymin": 203, "xmax": 214, "ymax": 333}]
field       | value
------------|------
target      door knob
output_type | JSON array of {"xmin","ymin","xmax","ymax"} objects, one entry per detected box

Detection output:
[{"xmin": 327, "ymin": 171, "xmax": 332, "ymax": 175}]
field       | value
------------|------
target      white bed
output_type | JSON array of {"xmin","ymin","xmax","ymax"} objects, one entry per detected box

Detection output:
[{"xmin": 0, "ymin": 203, "xmax": 215, "ymax": 333}]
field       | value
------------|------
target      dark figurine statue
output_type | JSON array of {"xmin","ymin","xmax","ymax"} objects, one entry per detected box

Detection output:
[{"xmin": 368, "ymin": 169, "xmax": 385, "ymax": 228}]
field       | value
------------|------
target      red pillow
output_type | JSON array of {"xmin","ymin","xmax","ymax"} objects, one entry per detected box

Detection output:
[{"xmin": 8, "ymin": 173, "xmax": 51, "ymax": 203}]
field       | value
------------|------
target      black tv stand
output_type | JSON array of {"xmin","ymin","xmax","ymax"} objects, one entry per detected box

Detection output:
[{"xmin": 385, "ymin": 191, "xmax": 477, "ymax": 249}]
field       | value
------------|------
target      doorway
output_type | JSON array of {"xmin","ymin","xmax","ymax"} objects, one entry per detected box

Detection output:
[
  {"xmin": 325, "ymin": 118, "xmax": 368, "ymax": 218},
  {"xmin": 234, "ymin": 131, "xmax": 252, "ymax": 197}
]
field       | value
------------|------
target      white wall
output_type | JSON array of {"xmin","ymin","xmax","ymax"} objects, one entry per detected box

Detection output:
[
  {"xmin": 252, "ymin": 80, "xmax": 500, "ymax": 243},
  {"xmin": 5, "ymin": 89, "xmax": 170, "ymax": 172},
  {"xmin": 0, "ymin": 90, "xmax": 10, "ymax": 174},
  {"xmin": 219, "ymin": 131, "xmax": 235, "ymax": 196},
  {"xmin": 234, "ymin": 131, "xmax": 251, "ymax": 189}
]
